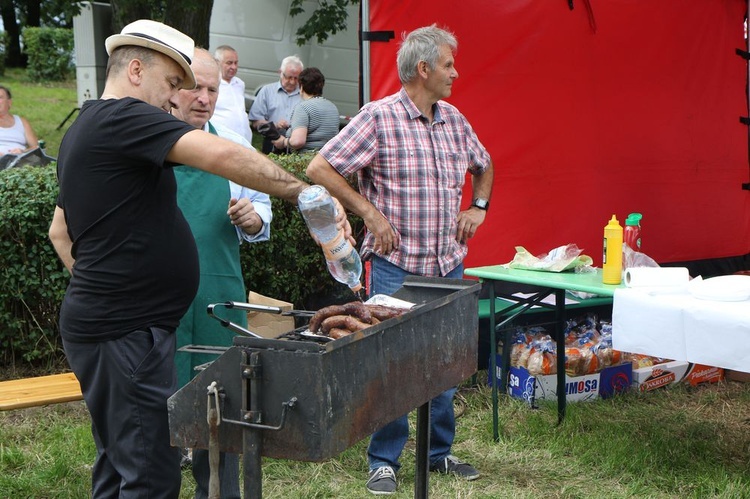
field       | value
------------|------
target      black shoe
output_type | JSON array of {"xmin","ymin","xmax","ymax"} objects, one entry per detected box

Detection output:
[
  {"xmin": 430, "ymin": 455, "xmax": 479, "ymax": 480},
  {"xmin": 179, "ymin": 448, "xmax": 192, "ymax": 469},
  {"xmin": 366, "ymin": 466, "xmax": 397, "ymax": 495}
]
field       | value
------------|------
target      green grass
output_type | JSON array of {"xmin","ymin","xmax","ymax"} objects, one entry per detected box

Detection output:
[
  {"xmin": 1, "ymin": 67, "xmax": 78, "ymax": 158},
  {"xmin": 3, "ymin": 71, "xmax": 750, "ymax": 498},
  {"xmin": 2, "ymin": 379, "xmax": 749, "ymax": 498}
]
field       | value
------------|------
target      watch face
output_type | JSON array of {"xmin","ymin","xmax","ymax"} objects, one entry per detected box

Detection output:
[{"xmin": 473, "ymin": 198, "xmax": 489, "ymax": 210}]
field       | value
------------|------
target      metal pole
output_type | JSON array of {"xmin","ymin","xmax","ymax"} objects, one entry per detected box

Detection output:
[
  {"xmin": 242, "ymin": 351, "xmax": 263, "ymax": 498},
  {"xmin": 414, "ymin": 401, "xmax": 431, "ymax": 499},
  {"xmin": 242, "ymin": 430, "xmax": 262, "ymax": 498}
]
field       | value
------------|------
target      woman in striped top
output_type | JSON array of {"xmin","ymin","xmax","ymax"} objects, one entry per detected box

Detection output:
[{"xmin": 273, "ymin": 67, "xmax": 340, "ymax": 153}]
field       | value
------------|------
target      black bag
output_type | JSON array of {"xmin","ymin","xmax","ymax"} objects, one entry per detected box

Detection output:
[{"xmin": 257, "ymin": 122, "xmax": 281, "ymax": 141}]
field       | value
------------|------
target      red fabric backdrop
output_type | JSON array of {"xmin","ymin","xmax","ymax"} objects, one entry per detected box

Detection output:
[{"xmin": 367, "ymin": 0, "xmax": 750, "ymax": 269}]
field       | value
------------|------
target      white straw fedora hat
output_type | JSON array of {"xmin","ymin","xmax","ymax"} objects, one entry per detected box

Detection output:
[{"xmin": 105, "ymin": 19, "xmax": 196, "ymax": 89}]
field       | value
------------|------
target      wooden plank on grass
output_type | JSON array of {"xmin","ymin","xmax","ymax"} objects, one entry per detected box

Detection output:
[{"xmin": 0, "ymin": 372, "xmax": 83, "ymax": 410}]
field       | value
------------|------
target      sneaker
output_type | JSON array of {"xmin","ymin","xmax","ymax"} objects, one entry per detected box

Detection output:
[
  {"xmin": 430, "ymin": 455, "xmax": 480, "ymax": 480},
  {"xmin": 366, "ymin": 466, "xmax": 397, "ymax": 495},
  {"xmin": 179, "ymin": 448, "xmax": 192, "ymax": 469}
]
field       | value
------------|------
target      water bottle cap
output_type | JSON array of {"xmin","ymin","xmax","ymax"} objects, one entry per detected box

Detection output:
[{"xmin": 625, "ymin": 213, "xmax": 642, "ymax": 226}]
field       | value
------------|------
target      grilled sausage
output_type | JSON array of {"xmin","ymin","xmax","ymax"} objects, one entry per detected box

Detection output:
[
  {"xmin": 308, "ymin": 304, "xmax": 347, "ymax": 332},
  {"xmin": 328, "ymin": 327, "xmax": 352, "ymax": 340},
  {"xmin": 366, "ymin": 304, "xmax": 408, "ymax": 321},
  {"xmin": 342, "ymin": 301, "xmax": 372, "ymax": 323},
  {"xmin": 321, "ymin": 315, "xmax": 371, "ymax": 334},
  {"xmin": 319, "ymin": 315, "xmax": 349, "ymax": 333}
]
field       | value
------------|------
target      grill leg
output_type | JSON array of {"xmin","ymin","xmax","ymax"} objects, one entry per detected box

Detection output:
[
  {"xmin": 243, "ymin": 429, "xmax": 262, "ymax": 498},
  {"xmin": 414, "ymin": 400, "xmax": 431, "ymax": 499}
]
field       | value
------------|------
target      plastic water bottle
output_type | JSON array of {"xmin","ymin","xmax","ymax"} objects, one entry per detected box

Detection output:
[
  {"xmin": 602, "ymin": 214, "xmax": 623, "ymax": 285},
  {"xmin": 298, "ymin": 185, "xmax": 363, "ymax": 294},
  {"xmin": 624, "ymin": 213, "xmax": 642, "ymax": 251}
]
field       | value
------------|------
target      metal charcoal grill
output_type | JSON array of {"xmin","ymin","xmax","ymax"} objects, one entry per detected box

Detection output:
[{"xmin": 168, "ymin": 276, "xmax": 480, "ymax": 498}]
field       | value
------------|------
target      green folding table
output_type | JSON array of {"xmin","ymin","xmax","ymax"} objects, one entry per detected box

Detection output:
[{"xmin": 464, "ymin": 265, "xmax": 622, "ymax": 440}]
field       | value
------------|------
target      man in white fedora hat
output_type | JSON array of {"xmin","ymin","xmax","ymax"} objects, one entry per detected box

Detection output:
[{"xmin": 48, "ymin": 19, "xmax": 350, "ymax": 498}]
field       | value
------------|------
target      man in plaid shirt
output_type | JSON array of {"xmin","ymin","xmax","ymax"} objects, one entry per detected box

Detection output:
[{"xmin": 307, "ymin": 24, "xmax": 494, "ymax": 496}]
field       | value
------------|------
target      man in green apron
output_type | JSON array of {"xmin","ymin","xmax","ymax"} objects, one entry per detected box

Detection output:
[{"xmin": 172, "ymin": 48, "xmax": 272, "ymax": 499}]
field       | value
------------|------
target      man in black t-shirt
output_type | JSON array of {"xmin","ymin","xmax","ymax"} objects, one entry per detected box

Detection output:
[{"xmin": 48, "ymin": 20, "xmax": 350, "ymax": 499}]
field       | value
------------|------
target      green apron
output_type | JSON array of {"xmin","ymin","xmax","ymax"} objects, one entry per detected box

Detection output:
[{"xmin": 174, "ymin": 123, "xmax": 248, "ymax": 388}]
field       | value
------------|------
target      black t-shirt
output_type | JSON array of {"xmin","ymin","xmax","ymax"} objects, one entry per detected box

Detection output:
[{"xmin": 56, "ymin": 97, "xmax": 199, "ymax": 342}]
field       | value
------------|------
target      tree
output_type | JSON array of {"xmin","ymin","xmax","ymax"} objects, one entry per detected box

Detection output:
[
  {"xmin": 109, "ymin": 0, "xmax": 155, "ymax": 32},
  {"xmin": 163, "ymin": 0, "xmax": 213, "ymax": 49},
  {"xmin": 0, "ymin": 0, "xmax": 23, "ymax": 66},
  {"xmin": 109, "ymin": 0, "xmax": 213, "ymax": 48},
  {"xmin": 1, "ymin": 0, "xmax": 82, "ymax": 67},
  {"xmin": 290, "ymin": 0, "xmax": 359, "ymax": 46},
  {"xmin": 103, "ymin": 0, "xmax": 355, "ymax": 52}
]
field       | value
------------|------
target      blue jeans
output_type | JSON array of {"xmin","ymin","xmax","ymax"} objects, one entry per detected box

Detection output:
[{"xmin": 366, "ymin": 256, "xmax": 463, "ymax": 472}]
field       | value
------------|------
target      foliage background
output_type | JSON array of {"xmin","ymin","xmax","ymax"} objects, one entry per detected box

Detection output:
[
  {"xmin": 0, "ymin": 166, "xmax": 66, "ymax": 367},
  {"xmin": 0, "ymin": 154, "xmax": 363, "ymax": 367}
]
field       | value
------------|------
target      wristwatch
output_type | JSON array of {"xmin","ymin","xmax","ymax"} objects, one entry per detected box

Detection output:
[{"xmin": 471, "ymin": 198, "xmax": 490, "ymax": 211}]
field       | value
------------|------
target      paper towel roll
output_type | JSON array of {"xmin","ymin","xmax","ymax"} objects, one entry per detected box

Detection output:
[{"xmin": 625, "ymin": 267, "xmax": 690, "ymax": 287}]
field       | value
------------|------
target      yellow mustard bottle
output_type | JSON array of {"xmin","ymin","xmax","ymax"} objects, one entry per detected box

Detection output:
[{"xmin": 602, "ymin": 214, "xmax": 623, "ymax": 284}]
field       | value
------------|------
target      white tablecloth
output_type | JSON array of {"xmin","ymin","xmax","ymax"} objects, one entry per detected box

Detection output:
[{"xmin": 612, "ymin": 288, "xmax": 750, "ymax": 373}]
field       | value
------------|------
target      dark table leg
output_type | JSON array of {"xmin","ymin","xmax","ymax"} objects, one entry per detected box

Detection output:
[
  {"xmin": 488, "ymin": 281, "xmax": 500, "ymax": 442},
  {"xmin": 555, "ymin": 288, "xmax": 566, "ymax": 424}
]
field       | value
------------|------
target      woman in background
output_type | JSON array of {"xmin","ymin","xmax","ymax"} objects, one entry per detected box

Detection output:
[
  {"xmin": 0, "ymin": 85, "xmax": 39, "ymax": 155},
  {"xmin": 273, "ymin": 67, "xmax": 340, "ymax": 153}
]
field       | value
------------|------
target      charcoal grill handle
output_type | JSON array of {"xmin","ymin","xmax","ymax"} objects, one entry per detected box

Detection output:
[
  {"xmin": 224, "ymin": 301, "xmax": 283, "ymax": 314},
  {"xmin": 224, "ymin": 301, "xmax": 315, "ymax": 318},
  {"xmin": 222, "ymin": 397, "xmax": 297, "ymax": 431},
  {"xmin": 206, "ymin": 303, "xmax": 263, "ymax": 338}
]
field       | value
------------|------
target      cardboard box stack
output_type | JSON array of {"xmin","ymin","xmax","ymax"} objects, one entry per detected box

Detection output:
[
  {"xmin": 490, "ymin": 314, "xmax": 633, "ymax": 406},
  {"xmin": 628, "ymin": 354, "xmax": 724, "ymax": 391}
]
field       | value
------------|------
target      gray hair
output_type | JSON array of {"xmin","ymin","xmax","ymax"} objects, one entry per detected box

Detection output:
[
  {"xmin": 280, "ymin": 54, "xmax": 304, "ymax": 73},
  {"xmin": 213, "ymin": 45, "xmax": 237, "ymax": 61},
  {"xmin": 193, "ymin": 48, "xmax": 221, "ymax": 79},
  {"xmin": 396, "ymin": 25, "xmax": 457, "ymax": 85}
]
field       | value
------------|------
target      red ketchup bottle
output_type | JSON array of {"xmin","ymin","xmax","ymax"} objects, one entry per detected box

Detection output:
[{"xmin": 624, "ymin": 213, "xmax": 642, "ymax": 251}]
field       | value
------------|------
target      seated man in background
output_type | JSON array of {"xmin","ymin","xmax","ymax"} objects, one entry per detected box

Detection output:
[
  {"xmin": 272, "ymin": 67, "xmax": 340, "ymax": 153},
  {"xmin": 249, "ymin": 55, "xmax": 303, "ymax": 153}
]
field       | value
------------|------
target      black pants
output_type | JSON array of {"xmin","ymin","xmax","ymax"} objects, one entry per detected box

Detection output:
[{"xmin": 63, "ymin": 327, "xmax": 181, "ymax": 499}]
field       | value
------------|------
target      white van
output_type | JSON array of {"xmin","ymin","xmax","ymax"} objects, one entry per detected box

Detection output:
[{"xmin": 209, "ymin": 0, "xmax": 361, "ymax": 120}]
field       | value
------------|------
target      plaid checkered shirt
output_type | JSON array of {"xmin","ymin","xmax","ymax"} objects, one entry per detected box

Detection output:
[{"xmin": 320, "ymin": 88, "xmax": 491, "ymax": 276}]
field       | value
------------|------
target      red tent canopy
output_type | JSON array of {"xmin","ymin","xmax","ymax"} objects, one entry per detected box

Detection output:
[{"xmin": 366, "ymin": 0, "xmax": 750, "ymax": 268}]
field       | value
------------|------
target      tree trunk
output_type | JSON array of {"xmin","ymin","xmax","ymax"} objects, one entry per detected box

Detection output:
[
  {"xmin": 164, "ymin": 0, "xmax": 214, "ymax": 49},
  {"xmin": 109, "ymin": 0, "xmax": 156, "ymax": 32},
  {"xmin": 24, "ymin": 0, "xmax": 40, "ymax": 27},
  {"xmin": 1, "ymin": 0, "xmax": 24, "ymax": 67}
]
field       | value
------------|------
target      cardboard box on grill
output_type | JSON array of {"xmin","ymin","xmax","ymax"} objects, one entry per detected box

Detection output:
[
  {"xmin": 245, "ymin": 291, "xmax": 296, "ymax": 339},
  {"xmin": 631, "ymin": 361, "xmax": 724, "ymax": 392},
  {"xmin": 489, "ymin": 355, "xmax": 632, "ymax": 406}
]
